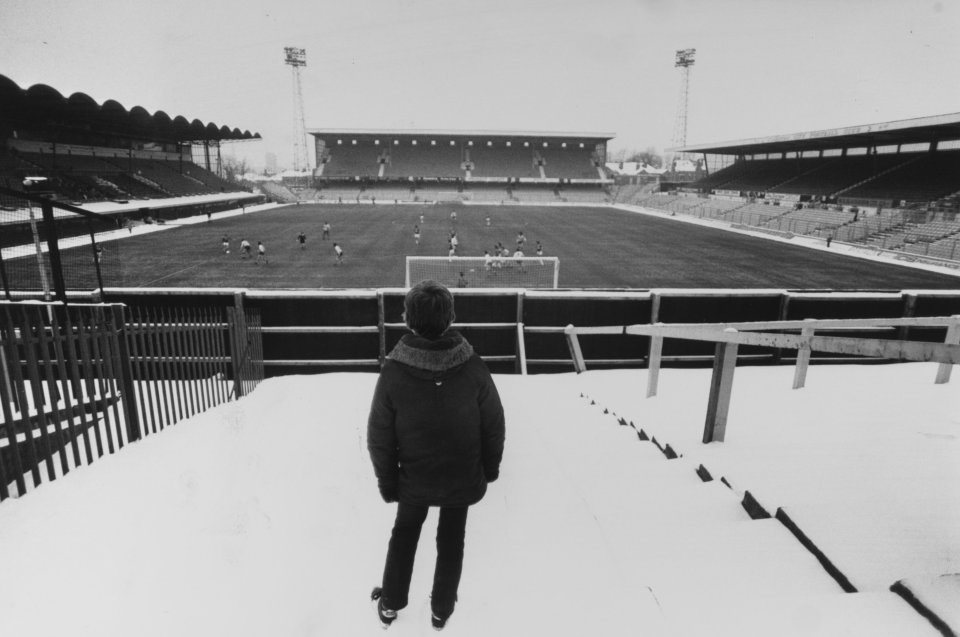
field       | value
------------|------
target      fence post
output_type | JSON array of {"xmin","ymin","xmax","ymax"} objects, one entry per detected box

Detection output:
[
  {"xmin": 0, "ymin": 251, "xmax": 11, "ymax": 301},
  {"xmin": 514, "ymin": 291, "xmax": 524, "ymax": 374},
  {"xmin": 646, "ymin": 333, "xmax": 663, "ymax": 397},
  {"xmin": 792, "ymin": 322, "xmax": 816, "ymax": 389},
  {"xmin": 564, "ymin": 325, "xmax": 586, "ymax": 373},
  {"xmin": 899, "ymin": 293, "xmax": 918, "ymax": 341},
  {"xmin": 109, "ymin": 304, "xmax": 143, "ymax": 442},
  {"xmin": 377, "ymin": 290, "xmax": 386, "ymax": 367},
  {"xmin": 516, "ymin": 323, "xmax": 528, "ymax": 376},
  {"xmin": 702, "ymin": 329, "xmax": 739, "ymax": 443},
  {"xmin": 229, "ymin": 291, "xmax": 248, "ymax": 398},
  {"xmin": 934, "ymin": 316, "xmax": 960, "ymax": 384},
  {"xmin": 0, "ymin": 329, "xmax": 13, "ymax": 413},
  {"xmin": 40, "ymin": 200, "xmax": 67, "ymax": 303},
  {"xmin": 772, "ymin": 291, "xmax": 792, "ymax": 364}
]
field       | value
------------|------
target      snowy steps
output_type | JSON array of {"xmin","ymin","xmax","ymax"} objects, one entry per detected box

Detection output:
[
  {"xmin": 485, "ymin": 376, "xmax": 942, "ymax": 636},
  {"xmin": 0, "ymin": 373, "xmax": 943, "ymax": 637}
]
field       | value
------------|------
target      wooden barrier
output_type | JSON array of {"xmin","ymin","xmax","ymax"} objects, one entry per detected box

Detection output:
[
  {"xmin": 98, "ymin": 288, "xmax": 960, "ymax": 375},
  {"xmin": 564, "ymin": 315, "xmax": 960, "ymax": 443},
  {"xmin": 0, "ymin": 299, "xmax": 263, "ymax": 502}
]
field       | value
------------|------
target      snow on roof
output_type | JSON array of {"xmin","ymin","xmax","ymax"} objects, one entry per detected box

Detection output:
[{"xmin": 605, "ymin": 161, "xmax": 667, "ymax": 176}]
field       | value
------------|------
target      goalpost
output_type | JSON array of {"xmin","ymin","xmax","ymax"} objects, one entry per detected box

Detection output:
[{"xmin": 406, "ymin": 256, "xmax": 560, "ymax": 289}]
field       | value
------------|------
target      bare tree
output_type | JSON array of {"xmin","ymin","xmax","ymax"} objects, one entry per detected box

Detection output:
[
  {"xmin": 609, "ymin": 148, "xmax": 628, "ymax": 163},
  {"xmin": 627, "ymin": 147, "xmax": 663, "ymax": 169},
  {"xmin": 222, "ymin": 156, "xmax": 249, "ymax": 184}
]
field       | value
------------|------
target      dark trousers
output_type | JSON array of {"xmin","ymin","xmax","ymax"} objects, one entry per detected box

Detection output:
[{"xmin": 380, "ymin": 502, "xmax": 469, "ymax": 618}]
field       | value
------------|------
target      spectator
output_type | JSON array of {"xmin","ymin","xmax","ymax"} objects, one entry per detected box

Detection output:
[{"xmin": 367, "ymin": 280, "xmax": 505, "ymax": 630}]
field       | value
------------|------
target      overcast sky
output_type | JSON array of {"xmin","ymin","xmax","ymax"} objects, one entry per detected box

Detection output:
[{"xmin": 2, "ymin": 0, "xmax": 958, "ymax": 169}]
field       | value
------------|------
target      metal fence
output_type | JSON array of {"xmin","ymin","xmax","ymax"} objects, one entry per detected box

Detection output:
[
  {"xmin": 0, "ymin": 185, "xmax": 126, "ymax": 300},
  {"xmin": 0, "ymin": 300, "xmax": 263, "ymax": 502}
]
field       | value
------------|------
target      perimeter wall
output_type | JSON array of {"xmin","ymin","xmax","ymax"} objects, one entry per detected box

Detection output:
[{"xmin": 88, "ymin": 288, "xmax": 960, "ymax": 376}]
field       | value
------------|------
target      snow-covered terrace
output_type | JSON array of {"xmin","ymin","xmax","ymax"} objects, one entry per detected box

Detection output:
[{"xmin": 0, "ymin": 363, "xmax": 956, "ymax": 636}]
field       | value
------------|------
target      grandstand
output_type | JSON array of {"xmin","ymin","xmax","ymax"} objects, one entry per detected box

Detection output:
[
  {"xmin": 382, "ymin": 139, "xmax": 463, "ymax": 179},
  {"xmin": 0, "ymin": 74, "xmax": 264, "ymax": 224},
  {"xmin": 644, "ymin": 112, "xmax": 960, "ymax": 261},
  {"xmin": 308, "ymin": 129, "xmax": 615, "ymax": 204}
]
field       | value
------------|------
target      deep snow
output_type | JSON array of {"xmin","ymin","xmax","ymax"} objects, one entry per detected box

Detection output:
[{"xmin": 0, "ymin": 363, "xmax": 956, "ymax": 636}]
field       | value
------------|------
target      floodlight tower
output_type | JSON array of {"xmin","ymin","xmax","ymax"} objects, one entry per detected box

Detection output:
[
  {"xmin": 284, "ymin": 46, "xmax": 310, "ymax": 173},
  {"xmin": 671, "ymin": 48, "xmax": 696, "ymax": 167}
]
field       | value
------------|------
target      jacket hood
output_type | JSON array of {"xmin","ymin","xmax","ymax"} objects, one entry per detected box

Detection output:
[{"xmin": 387, "ymin": 331, "xmax": 475, "ymax": 373}]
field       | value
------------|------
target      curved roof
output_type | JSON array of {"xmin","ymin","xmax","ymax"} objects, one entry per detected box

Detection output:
[
  {"xmin": 676, "ymin": 112, "xmax": 960, "ymax": 156},
  {"xmin": 0, "ymin": 74, "xmax": 260, "ymax": 143}
]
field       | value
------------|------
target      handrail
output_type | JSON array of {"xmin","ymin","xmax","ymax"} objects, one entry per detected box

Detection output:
[{"xmin": 564, "ymin": 315, "xmax": 960, "ymax": 444}]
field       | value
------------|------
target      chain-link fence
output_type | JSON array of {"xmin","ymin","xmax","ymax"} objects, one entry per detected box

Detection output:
[{"xmin": 0, "ymin": 185, "xmax": 127, "ymax": 299}]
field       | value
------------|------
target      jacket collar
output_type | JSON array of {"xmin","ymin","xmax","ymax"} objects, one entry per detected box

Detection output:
[{"xmin": 388, "ymin": 331, "xmax": 474, "ymax": 372}]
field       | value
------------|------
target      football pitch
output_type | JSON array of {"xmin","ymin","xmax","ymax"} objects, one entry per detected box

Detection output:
[{"xmin": 96, "ymin": 203, "xmax": 960, "ymax": 290}]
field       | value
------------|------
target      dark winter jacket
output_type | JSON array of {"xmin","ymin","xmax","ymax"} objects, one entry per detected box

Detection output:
[{"xmin": 367, "ymin": 331, "xmax": 505, "ymax": 507}]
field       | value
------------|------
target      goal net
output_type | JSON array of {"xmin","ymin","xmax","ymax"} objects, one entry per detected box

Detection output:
[{"xmin": 406, "ymin": 256, "xmax": 559, "ymax": 289}]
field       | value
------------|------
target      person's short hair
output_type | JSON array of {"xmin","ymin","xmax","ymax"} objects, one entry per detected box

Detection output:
[{"xmin": 404, "ymin": 280, "xmax": 455, "ymax": 339}]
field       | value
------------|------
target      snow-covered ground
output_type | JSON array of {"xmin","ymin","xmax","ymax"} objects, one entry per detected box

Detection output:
[{"xmin": 0, "ymin": 364, "xmax": 957, "ymax": 636}]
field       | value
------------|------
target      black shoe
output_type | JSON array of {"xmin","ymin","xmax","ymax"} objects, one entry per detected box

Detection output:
[
  {"xmin": 371, "ymin": 587, "xmax": 397, "ymax": 628},
  {"xmin": 430, "ymin": 597, "xmax": 455, "ymax": 631}
]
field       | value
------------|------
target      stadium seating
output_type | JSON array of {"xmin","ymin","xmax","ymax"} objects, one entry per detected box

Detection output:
[
  {"xmin": 259, "ymin": 181, "xmax": 299, "ymax": 203},
  {"xmin": 99, "ymin": 172, "xmax": 166, "ymax": 199},
  {"xmin": 903, "ymin": 234, "xmax": 960, "ymax": 260},
  {"xmin": 840, "ymin": 151, "xmax": 960, "ymax": 204},
  {"xmin": 724, "ymin": 201, "xmax": 789, "ymax": 225},
  {"xmin": 687, "ymin": 197, "xmax": 746, "ymax": 219},
  {"xmin": 635, "ymin": 193, "xmax": 681, "ymax": 210},
  {"xmin": 539, "ymin": 146, "xmax": 600, "ymax": 179},
  {"xmin": 126, "ymin": 159, "xmax": 208, "ymax": 197},
  {"xmin": 320, "ymin": 141, "xmax": 381, "ymax": 178},
  {"xmin": 690, "ymin": 153, "xmax": 960, "ymax": 204},
  {"xmin": 411, "ymin": 186, "xmax": 465, "ymax": 203},
  {"xmin": 469, "ymin": 143, "xmax": 539, "ymax": 179},
  {"xmin": 770, "ymin": 206, "xmax": 857, "ymax": 233},
  {"xmin": 314, "ymin": 185, "xmax": 364, "ymax": 202},
  {"xmin": 555, "ymin": 185, "xmax": 611, "ymax": 204},
  {"xmin": 382, "ymin": 141, "xmax": 463, "ymax": 179},
  {"xmin": 457, "ymin": 184, "xmax": 507, "ymax": 203},
  {"xmin": 1, "ymin": 147, "xmax": 249, "ymax": 203},
  {"xmin": 611, "ymin": 183, "xmax": 657, "ymax": 205},
  {"xmin": 690, "ymin": 161, "xmax": 754, "ymax": 191},
  {"xmin": 695, "ymin": 160, "xmax": 783, "ymax": 193},
  {"xmin": 901, "ymin": 214, "xmax": 960, "ymax": 243},
  {"xmin": 178, "ymin": 161, "xmax": 238, "ymax": 193},
  {"xmin": 829, "ymin": 209, "xmax": 905, "ymax": 243},
  {"xmin": 767, "ymin": 158, "xmax": 842, "ymax": 196}
]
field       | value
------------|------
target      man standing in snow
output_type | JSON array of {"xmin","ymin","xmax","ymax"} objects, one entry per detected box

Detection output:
[{"xmin": 368, "ymin": 280, "xmax": 505, "ymax": 631}]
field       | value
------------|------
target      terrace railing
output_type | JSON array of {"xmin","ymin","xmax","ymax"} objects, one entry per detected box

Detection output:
[
  {"xmin": 564, "ymin": 315, "xmax": 960, "ymax": 443},
  {"xmin": 0, "ymin": 300, "xmax": 263, "ymax": 502}
]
